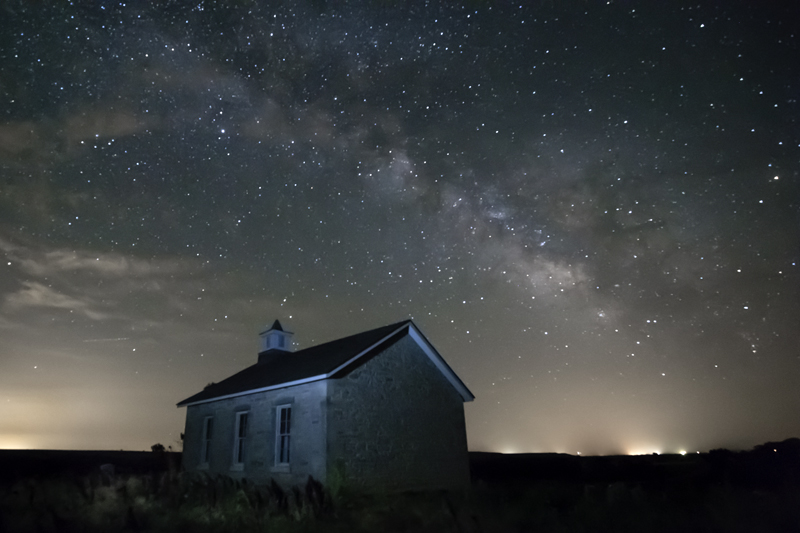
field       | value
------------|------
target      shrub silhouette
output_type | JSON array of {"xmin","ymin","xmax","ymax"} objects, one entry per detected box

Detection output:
[{"xmin": 3, "ymin": 443, "xmax": 800, "ymax": 532}]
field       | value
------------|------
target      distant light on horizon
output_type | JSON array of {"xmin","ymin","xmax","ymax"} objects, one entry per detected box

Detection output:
[
  {"xmin": 627, "ymin": 448, "xmax": 661, "ymax": 456},
  {"xmin": 484, "ymin": 443, "xmax": 712, "ymax": 456},
  {"xmin": 0, "ymin": 437, "xmax": 35, "ymax": 450},
  {"xmin": 489, "ymin": 444, "xmax": 704, "ymax": 457}
]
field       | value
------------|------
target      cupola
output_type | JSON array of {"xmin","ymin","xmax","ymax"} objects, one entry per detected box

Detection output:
[{"xmin": 259, "ymin": 320, "xmax": 293, "ymax": 353}]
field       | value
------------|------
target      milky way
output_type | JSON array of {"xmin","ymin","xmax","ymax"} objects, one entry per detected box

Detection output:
[{"xmin": 1, "ymin": 1, "xmax": 798, "ymax": 454}]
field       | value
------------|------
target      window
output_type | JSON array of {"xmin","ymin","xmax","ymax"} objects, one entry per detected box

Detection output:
[
  {"xmin": 275, "ymin": 405, "xmax": 291, "ymax": 465},
  {"xmin": 233, "ymin": 411, "xmax": 249, "ymax": 466},
  {"xmin": 200, "ymin": 416, "xmax": 213, "ymax": 466}
]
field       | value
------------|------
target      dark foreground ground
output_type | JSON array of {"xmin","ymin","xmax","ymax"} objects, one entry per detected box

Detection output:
[
  {"xmin": 0, "ymin": 449, "xmax": 180, "ymax": 482},
  {"xmin": 1, "ymin": 442, "xmax": 799, "ymax": 532}
]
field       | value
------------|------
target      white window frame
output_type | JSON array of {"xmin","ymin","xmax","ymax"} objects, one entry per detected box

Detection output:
[
  {"xmin": 199, "ymin": 416, "xmax": 213, "ymax": 468},
  {"xmin": 275, "ymin": 405, "xmax": 292, "ymax": 466},
  {"xmin": 232, "ymin": 411, "xmax": 249, "ymax": 470}
]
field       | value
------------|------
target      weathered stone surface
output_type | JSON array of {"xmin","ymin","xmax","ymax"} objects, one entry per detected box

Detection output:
[
  {"xmin": 183, "ymin": 380, "xmax": 327, "ymax": 487},
  {"xmin": 327, "ymin": 335, "xmax": 470, "ymax": 491}
]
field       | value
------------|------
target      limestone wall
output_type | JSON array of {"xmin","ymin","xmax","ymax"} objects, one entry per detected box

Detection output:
[
  {"xmin": 326, "ymin": 335, "xmax": 470, "ymax": 491},
  {"xmin": 182, "ymin": 379, "xmax": 328, "ymax": 487}
]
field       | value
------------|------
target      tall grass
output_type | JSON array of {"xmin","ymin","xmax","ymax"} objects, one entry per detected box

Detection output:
[
  {"xmin": 0, "ymin": 469, "xmax": 329, "ymax": 533},
  {"xmin": 1, "ymin": 471, "xmax": 799, "ymax": 532}
]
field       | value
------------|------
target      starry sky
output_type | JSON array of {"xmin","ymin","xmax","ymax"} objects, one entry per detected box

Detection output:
[{"xmin": 1, "ymin": 1, "xmax": 798, "ymax": 455}]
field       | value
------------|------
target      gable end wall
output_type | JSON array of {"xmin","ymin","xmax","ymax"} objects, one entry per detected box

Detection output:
[{"xmin": 327, "ymin": 334, "xmax": 470, "ymax": 491}]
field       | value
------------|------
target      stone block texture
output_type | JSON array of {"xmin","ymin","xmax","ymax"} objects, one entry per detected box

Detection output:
[
  {"xmin": 327, "ymin": 335, "xmax": 470, "ymax": 491},
  {"xmin": 183, "ymin": 380, "xmax": 328, "ymax": 487}
]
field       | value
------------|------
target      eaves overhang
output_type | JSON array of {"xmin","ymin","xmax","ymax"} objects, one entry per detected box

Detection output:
[{"xmin": 176, "ymin": 374, "xmax": 328, "ymax": 407}]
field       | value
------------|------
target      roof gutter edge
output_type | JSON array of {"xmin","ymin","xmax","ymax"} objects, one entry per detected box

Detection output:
[{"xmin": 176, "ymin": 373, "xmax": 328, "ymax": 407}]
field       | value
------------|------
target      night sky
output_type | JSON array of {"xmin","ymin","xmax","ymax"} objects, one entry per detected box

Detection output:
[{"xmin": 1, "ymin": 1, "xmax": 798, "ymax": 455}]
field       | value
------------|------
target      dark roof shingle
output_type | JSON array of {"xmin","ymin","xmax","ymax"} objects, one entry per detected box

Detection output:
[{"xmin": 177, "ymin": 320, "xmax": 411, "ymax": 406}]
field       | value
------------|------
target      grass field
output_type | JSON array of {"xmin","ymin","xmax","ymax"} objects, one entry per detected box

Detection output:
[{"xmin": 1, "ymin": 446, "xmax": 798, "ymax": 532}]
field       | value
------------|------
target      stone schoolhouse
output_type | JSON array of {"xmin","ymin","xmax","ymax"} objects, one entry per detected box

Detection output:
[{"xmin": 177, "ymin": 319, "xmax": 474, "ymax": 491}]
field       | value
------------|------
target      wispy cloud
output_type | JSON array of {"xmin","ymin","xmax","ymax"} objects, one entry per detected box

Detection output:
[
  {"xmin": 4, "ymin": 281, "xmax": 108, "ymax": 320},
  {"xmin": 2, "ymin": 237, "xmax": 181, "ymax": 278},
  {"xmin": 0, "ymin": 107, "xmax": 152, "ymax": 164},
  {"xmin": 61, "ymin": 107, "xmax": 151, "ymax": 146},
  {"xmin": 18, "ymin": 250, "xmax": 174, "ymax": 277},
  {"xmin": 0, "ymin": 237, "xmax": 196, "ymax": 325}
]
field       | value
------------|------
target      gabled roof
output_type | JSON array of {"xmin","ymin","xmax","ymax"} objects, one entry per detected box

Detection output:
[{"xmin": 177, "ymin": 320, "xmax": 474, "ymax": 407}]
